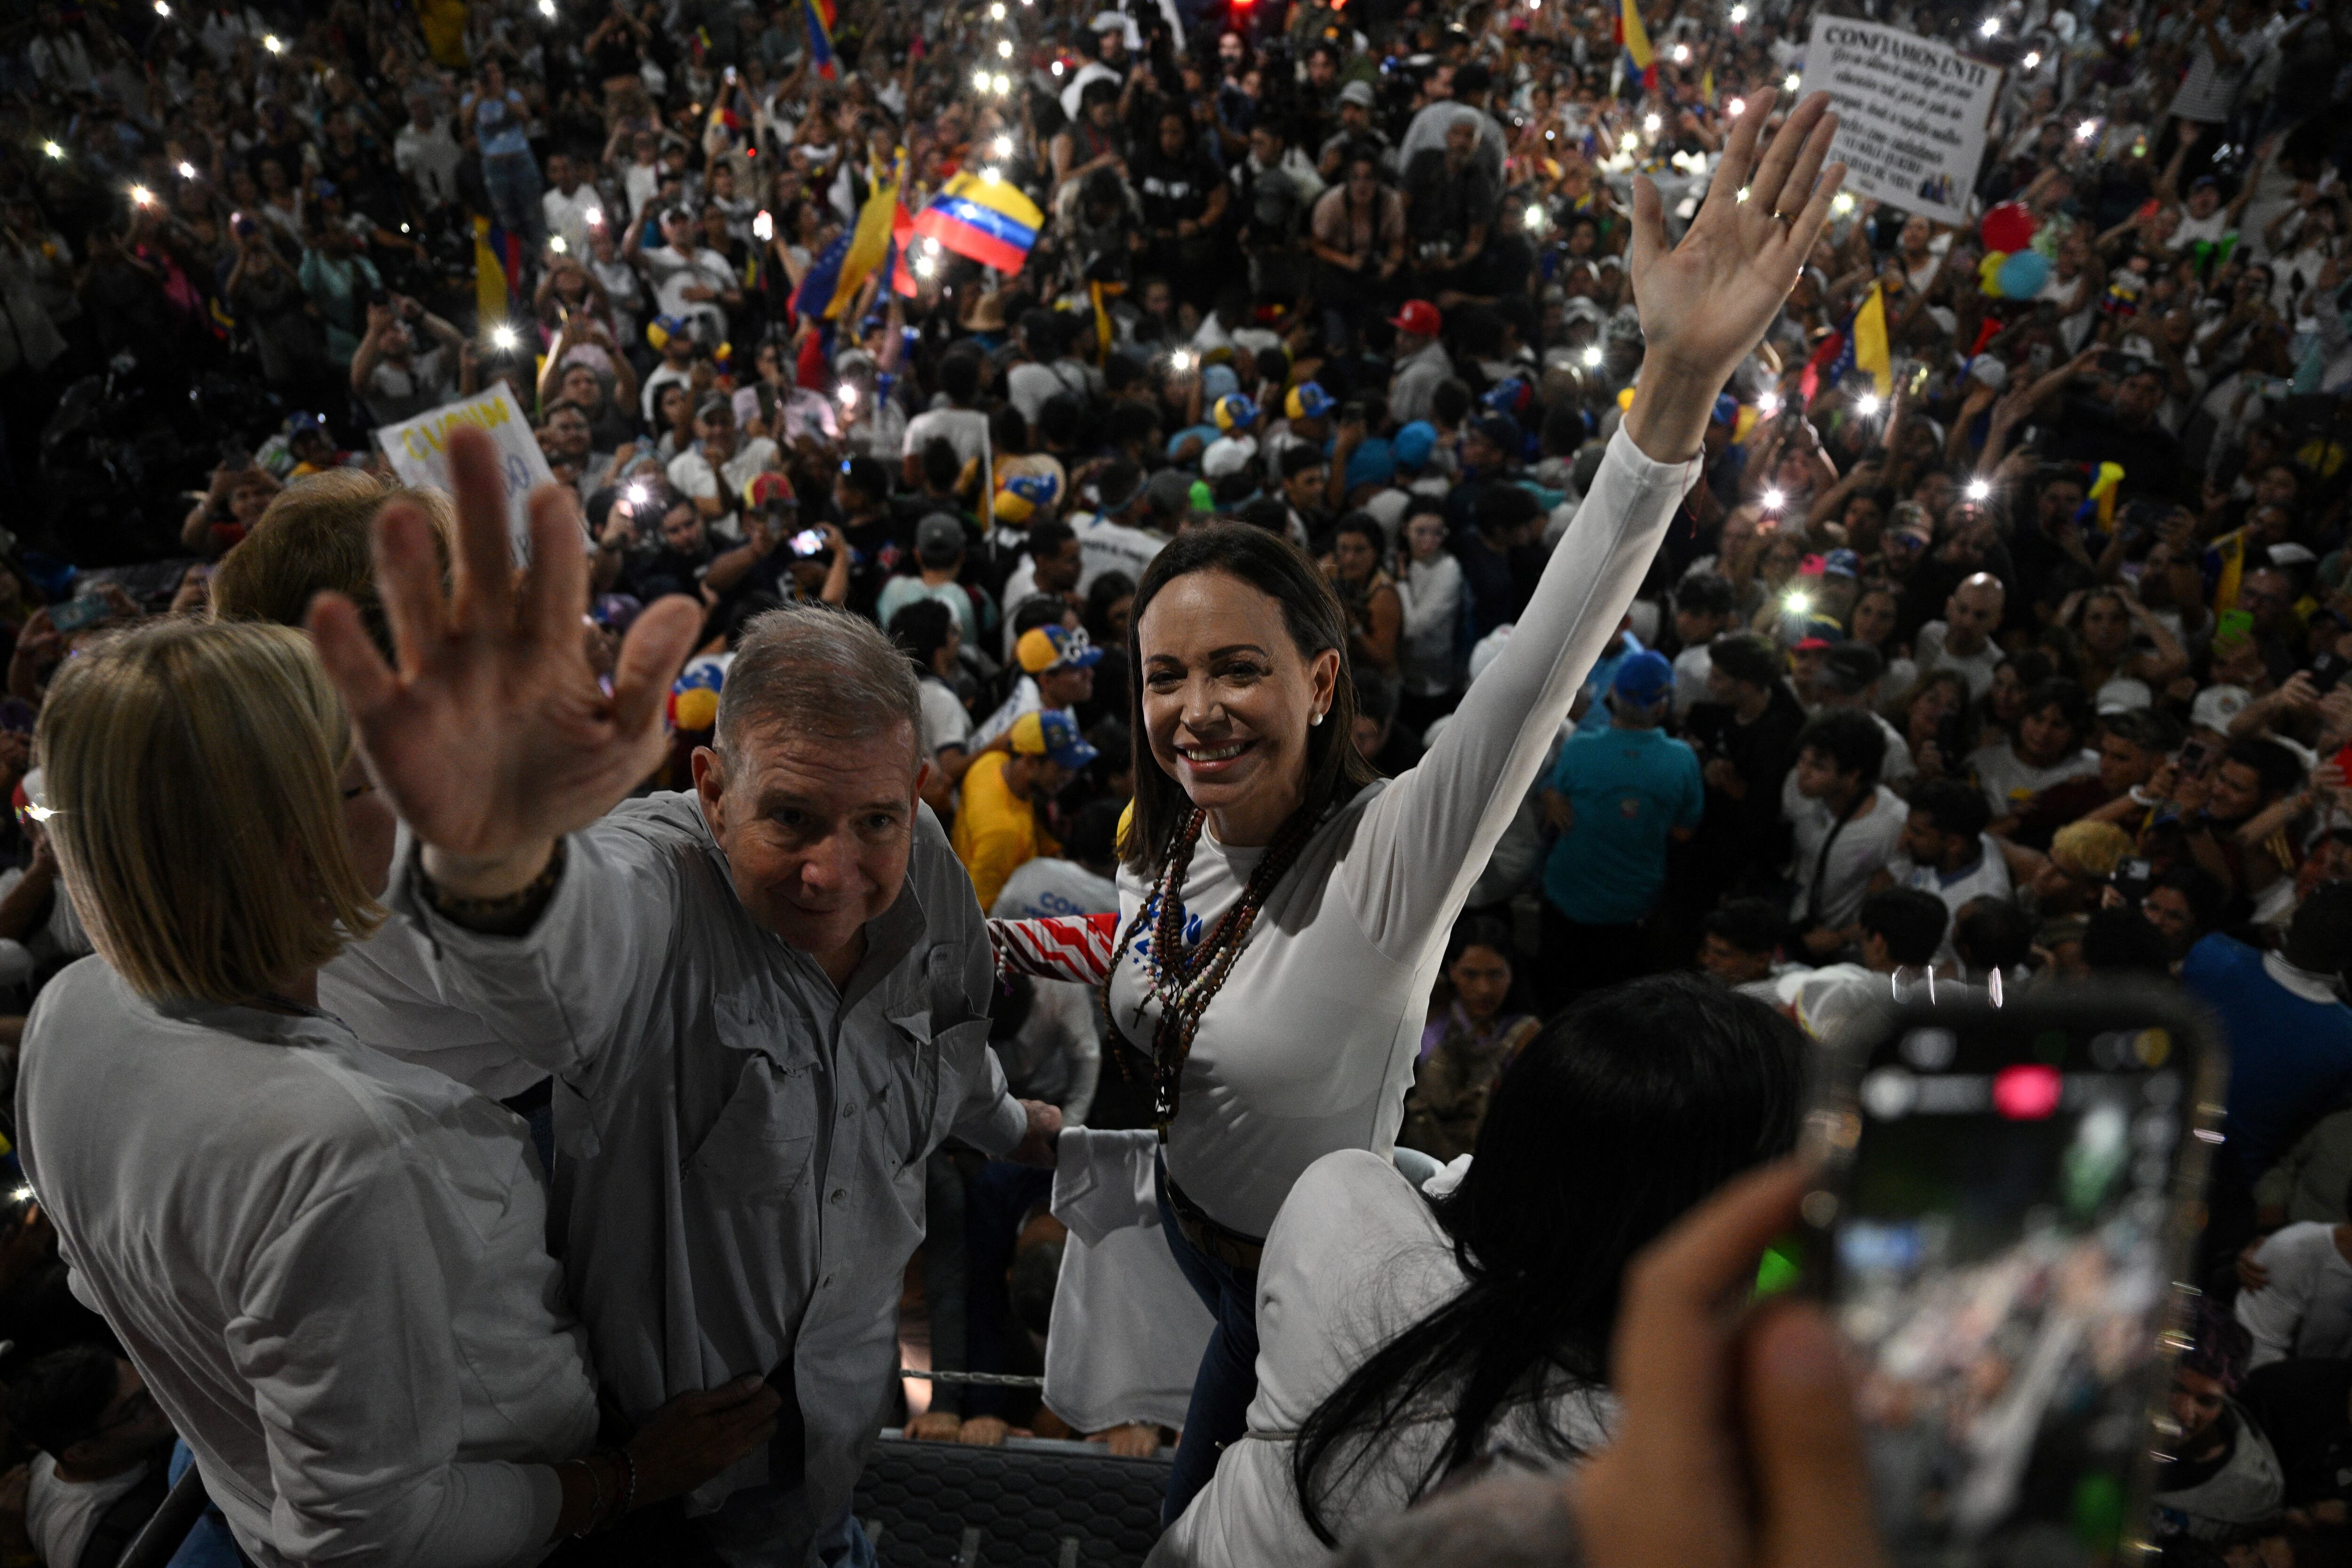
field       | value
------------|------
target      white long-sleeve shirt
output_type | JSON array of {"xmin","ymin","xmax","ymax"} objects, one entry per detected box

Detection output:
[
  {"xmin": 1150, "ymin": 1152, "xmax": 1611, "ymax": 1567},
  {"xmin": 1395, "ymin": 552, "xmax": 1464, "ymax": 699},
  {"xmin": 997, "ymin": 427, "xmax": 1692, "ymax": 1236},
  {"xmin": 2235, "ymin": 1222, "xmax": 2352, "ymax": 1368},
  {"xmin": 17, "ymin": 959, "xmax": 596, "ymax": 1568}
]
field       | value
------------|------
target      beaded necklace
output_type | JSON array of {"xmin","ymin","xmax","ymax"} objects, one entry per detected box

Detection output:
[{"xmin": 1100, "ymin": 803, "xmax": 1322, "ymax": 1138}]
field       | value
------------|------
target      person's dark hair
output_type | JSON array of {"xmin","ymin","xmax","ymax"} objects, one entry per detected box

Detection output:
[
  {"xmin": 4, "ymin": 1346, "xmax": 118, "ymax": 1461},
  {"xmin": 1471, "ymin": 483, "xmax": 1541, "ymax": 539},
  {"xmin": 1430, "ymin": 378, "xmax": 1473, "ymax": 428},
  {"xmin": 1123, "ymin": 525, "xmax": 1379, "ymax": 871},
  {"xmin": 938, "ymin": 348, "xmax": 983, "ymax": 405},
  {"xmin": 2223, "ymin": 736, "xmax": 2305, "ymax": 802},
  {"xmin": 1038, "ymin": 392, "xmax": 1085, "ymax": 448},
  {"xmin": 1708, "ymin": 631, "xmax": 1782, "ymax": 691},
  {"xmin": 1280, "ymin": 444, "xmax": 1326, "ymax": 482},
  {"xmin": 1911, "ymin": 777, "xmax": 1991, "ymax": 843},
  {"xmin": 1235, "ymin": 498, "xmax": 1292, "ymax": 535},
  {"xmin": 1084, "ymin": 572, "xmax": 1136, "ymax": 645},
  {"xmin": 989, "ymin": 404, "xmax": 1032, "ymax": 454},
  {"xmin": 1025, "ymin": 518, "xmax": 1077, "ymax": 565},
  {"xmin": 1331, "ymin": 512, "xmax": 1383, "ymax": 552},
  {"xmin": 888, "ymin": 599, "xmax": 956, "ymax": 674},
  {"xmin": 1064, "ymin": 798, "xmax": 1123, "ymax": 869},
  {"xmin": 1676, "ymin": 573, "xmax": 1736, "ymax": 619},
  {"xmin": 2082, "ymin": 907, "xmax": 2172, "ymax": 975},
  {"xmin": 2022, "ymin": 677, "xmax": 2093, "ymax": 742},
  {"xmin": 1952, "ymin": 895, "xmax": 2032, "ymax": 975},
  {"xmin": 919, "ymin": 437, "xmax": 962, "ymax": 493},
  {"xmin": 1353, "ymin": 667, "xmax": 1396, "ymax": 725},
  {"xmin": 2153, "ymin": 864, "xmax": 2228, "ymax": 937},
  {"xmin": 2284, "ymin": 881, "xmax": 2352, "ymax": 982},
  {"xmin": 2103, "ymin": 706, "xmax": 2185, "ymax": 755},
  {"xmin": 1009, "ymin": 593, "xmax": 1070, "ymax": 645},
  {"xmin": 1796, "ymin": 709, "xmax": 1885, "ymax": 788},
  {"xmin": 1702, "ymin": 896, "xmax": 1783, "ymax": 957},
  {"xmin": 840, "ymin": 455, "xmax": 890, "ymax": 506},
  {"xmin": 1444, "ymin": 912, "xmax": 1516, "ymax": 970},
  {"xmin": 1108, "ymin": 400, "xmax": 1161, "ymax": 449},
  {"xmin": 1294, "ymin": 975, "xmax": 1805, "ymax": 1543},
  {"xmin": 1860, "ymin": 888, "xmax": 1949, "ymax": 968}
]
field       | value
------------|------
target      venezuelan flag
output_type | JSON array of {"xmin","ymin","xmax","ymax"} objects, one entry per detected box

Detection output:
[
  {"xmin": 818, "ymin": 152, "xmax": 904, "ymax": 319},
  {"xmin": 1618, "ymin": 0, "xmax": 1657, "ymax": 92},
  {"xmin": 792, "ymin": 231, "xmax": 852, "ymax": 325},
  {"xmin": 803, "ymin": 0, "xmax": 838, "ymax": 80},
  {"xmin": 912, "ymin": 171, "xmax": 1043, "ymax": 274},
  {"xmin": 1825, "ymin": 284, "xmax": 1892, "ymax": 399}
]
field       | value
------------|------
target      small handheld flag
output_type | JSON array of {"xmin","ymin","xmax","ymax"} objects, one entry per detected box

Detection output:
[
  {"xmin": 803, "ymin": 0, "xmax": 838, "ymax": 80},
  {"xmin": 912, "ymin": 170, "xmax": 1044, "ymax": 274}
]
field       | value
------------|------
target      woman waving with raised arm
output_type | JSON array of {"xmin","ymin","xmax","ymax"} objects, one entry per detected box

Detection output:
[{"xmin": 993, "ymin": 88, "xmax": 1846, "ymax": 1524}]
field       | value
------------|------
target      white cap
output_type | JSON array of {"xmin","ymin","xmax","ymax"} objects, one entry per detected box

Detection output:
[
  {"xmin": 1200, "ymin": 434, "xmax": 1257, "ymax": 479},
  {"xmin": 2094, "ymin": 677, "xmax": 2152, "ymax": 715},
  {"xmin": 2191, "ymin": 684, "xmax": 2251, "ymax": 734}
]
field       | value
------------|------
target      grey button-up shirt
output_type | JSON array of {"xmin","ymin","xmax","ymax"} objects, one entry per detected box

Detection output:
[{"xmin": 386, "ymin": 792, "xmax": 1025, "ymax": 1551}]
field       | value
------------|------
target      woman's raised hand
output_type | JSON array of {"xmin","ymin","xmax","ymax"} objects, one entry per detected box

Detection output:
[
  {"xmin": 1623, "ymin": 88, "xmax": 1845, "ymax": 462},
  {"xmin": 307, "ymin": 426, "xmax": 703, "ymax": 883}
]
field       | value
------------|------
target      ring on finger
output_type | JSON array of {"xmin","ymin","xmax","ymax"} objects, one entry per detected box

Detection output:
[{"xmin": 1769, "ymin": 209, "xmax": 1796, "ymax": 232}]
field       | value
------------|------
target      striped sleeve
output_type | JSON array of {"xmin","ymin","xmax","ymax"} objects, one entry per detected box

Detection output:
[{"xmin": 988, "ymin": 914, "xmax": 1120, "ymax": 985}]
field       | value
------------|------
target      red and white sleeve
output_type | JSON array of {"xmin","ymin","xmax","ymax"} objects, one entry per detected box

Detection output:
[{"xmin": 987, "ymin": 913, "xmax": 1120, "ymax": 986}]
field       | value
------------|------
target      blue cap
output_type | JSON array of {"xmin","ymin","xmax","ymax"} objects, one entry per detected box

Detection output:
[
  {"xmin": 1613, "ymin": 649, "xmax": 1676, "ymax": 705},
  {"xmin": 1470, "ymin": 412, "xmax": 1522, "ymax": 454},
  {"xmin": 1011, "ymin": 708, "xmax": 1100, "ymax": 770},
  {"xmin": 1711, "ymin": 393, "xmax": 1740, "ymax": 427},
  {"xmin": 1392, "ymin": 420, "xmax": 1438, "ymax": 470},
  {"xmin": 1200, "ymin": 363, "xmax": 1240, "ymax": 402},
  {"xmin": 1288, "ymin": 381, "xmax": 1335, "ymax": 421},
  {"xmin": 1821, "ymin": 548, "xmax": 1861, "ymax": 579},
  {"xmin": 1213, "ymin": 393, "xmax": 1260, "ymax": 433},
  {"xmin": 1343, "ymin": 438, "xmax": 1397, "ymax": 492}
]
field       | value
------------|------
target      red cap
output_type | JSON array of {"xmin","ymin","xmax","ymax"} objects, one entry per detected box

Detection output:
[
  {"xmin": 1793, "ymin": 636, "xmax": 1835, "ymax": 652},
  {"xmin": 1389, "ymin": 299, "xmax": 1441, "ymax": 338}
]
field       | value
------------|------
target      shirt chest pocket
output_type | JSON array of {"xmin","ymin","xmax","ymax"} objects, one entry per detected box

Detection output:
[
  {"xmin": 882, "ymin": 1009, "xmax": 993, "ymax": 1169},
  {"xmin": 687, "ymin": 1007, "xmax": 821, "ymax": 1206}
]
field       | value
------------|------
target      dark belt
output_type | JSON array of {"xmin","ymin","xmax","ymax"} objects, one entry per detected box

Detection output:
[{"xmin": 1164, "ymin": 1170, "xmax": 1268, "ymax": 1272}]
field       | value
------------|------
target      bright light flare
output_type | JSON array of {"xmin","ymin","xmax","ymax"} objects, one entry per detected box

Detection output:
[
  {"xmin": 1727, "ymin": 97, "xmax": 1745, "ymax": 116},
  {"xmin": 1855, "ymin": 393, "xmax": 1881, "ymax": 416},
  {"xmin": 154, "ymin": 0, "xmax": 170, "ymax": 14},
  {"xmin": 2076, "ymin": 118, "xmax": 2100, "ymax": 141},
  {"xmin": 974, "ymin": 67, "xmax": 993, "ymax": 90},
  {"xmin": 914, "ymin": 254, "xmax": 938, "ymax": 278},
  {"xmin": 990, "ymin": 0, "xmax": 1006, "ymax": 14},
  {"xmin": 997, "ymin": 38, "xmax": 1013, "ymax": 56},
  {"xmin": 262, "ymin": 32, "xmax": 282, "ymax": 52},
  {"xmin": 2021, "ymin": 49, "xmax": 2041, "ymax": 69},
  {"xmin": 1832, "ymin": 191, "xmax": 1856, "ymax": 215},
  {"xmin": 1785, "ymin": 590, "xmax": 1812, "ymax": 615},
  {"xmin": 994, "ymin": 134, "xmax": 1015, "ymax": 157},
  {"xmin": 1050, "ymin": 59, "xmax": 1064, "ymax": 74},
  {"xmin": 838, "ymin": 383, "xmax": 859, "ymax": 408},
  {"xmin": 1644, "ymin": 112, "xmax": 1662, "ymax": 133},
  {"xmin": 492, "ymin": 324, "xmax": 519, "ymax": 350},
  {"xmin": 1729, "ymin": 2, "xmax": 1748, "ymax": 19},
  {"xmin": 538, "ymin": 0, "xmax": 556, "ymax": 16},
  {"xmin": 1757, "ymin": 391, "xmax": 1781, "ymax": 415},
  {"xmin": 549, "ymin": 235, "xmax": 568, "ymax": 253},
  {"xmin": 41, "ymin": 141, "xmax": 63, "ymax": 159},
  {"xmin": 981, "ymin": 166, "xmax": 1001, "ymax": 183},
  {"xmin": 1169, "ymin": 349, "xmax": 1193, "ymax": 372},
  {"xmin": 626, "ymin": 482, "xmax": 649, "ymax": 506},
  {"xmin": 177, "ymin": 160, "xmax": 197, "ymax": 178},
  {"xmin": 993, "ymin": 73, "xmax": 1010, "ymax": 94},
  {"xmin": 586, "ymin": 207, "xmax": 604, "ymax": 227},
  {"xmin": 1672, "ymin": 42, "xmax": 1690, "ymax": 62},
  {"xmin": 129, "ymin": 184, "xmax": 154, "ymax": 207},
  {"xmin": 1979, "ymin": 16, "xmax": 2000, "ymax": 36},
  {"xmin": 1763, "ymin": 487, "xmax": 1786, "ymax": 509},
  {"xmin": 1524, "ymin": 202, "xmax": 1546, "ymax": 229},
  {"xmin": 1966, "ymin": 478, "xmax": 1992, "ymax": 501},
  {"xmin": 1581, "ymin": 344, "xmax": 1604, "ymax": 367},
  {"xmin": 1783, "ymin": 72, "xmax": 1800, "ymax": 91}
]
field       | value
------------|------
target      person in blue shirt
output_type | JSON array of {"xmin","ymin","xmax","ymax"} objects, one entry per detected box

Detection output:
[
  {"xmin": 2180, "ymin": 883, "xmax": 2352, "ymax": 1269},
  {"xmin": 1536, "ymin": 650, "xmax": 1704, "ymax": 1011}
]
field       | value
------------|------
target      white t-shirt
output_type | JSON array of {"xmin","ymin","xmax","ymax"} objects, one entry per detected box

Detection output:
[
  {"xmin": 1073, "ymin": 513, "xmax": 1168, "ymax": 595},
  {"xmin": 541, "ymin": 183, "xmax": 602, "ymax": 254},
  {"xmin": 1672, "ymin": 645, "xmax": 1714, "ymax": 720},
  {"xmin": 1885, "ymin": 839, "xmax": 2015, "ymax": 968},
  {"xmin": 666, "ymin": 438, "xmax": 779, "ymax": 540},
  {"xmin": 1915, "ymin": 621, "xmax": 2005, "ymax": 698},
  {"xmin": 903, "ymin": 407, "xmax": 990, "ymax": 471},
  {"xmin": 918, "ymin": 676, "xmax": 973, "ymax": 760},
  {"xmin": 1782, "ymin": 781, "xmax": 1909, "ymax": 931},
  {"xmin": 393, "ymin": 122, "xmax": 465, "ymax": 208},
  {"xmin": 26, "ymin": 1454, "xmax": 151, "ymax": 1568},
  {"xmin": 641, "ymin": 245, "xmax": 734, "ymax": 334},
  {"xmin": 1966, "ymin": 741, "xmax": 2100, "ymax": 821},
  {"xmin": 2236, "ymin": 1222, "xmax": 2352, "ymax": 1368},
  {"xmin": 992, "ymin": 856, "xmax": 1120, "ymax": 923}
]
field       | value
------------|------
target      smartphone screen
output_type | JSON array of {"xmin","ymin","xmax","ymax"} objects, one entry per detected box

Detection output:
[{"xmin": 1798, "ymin": 987, "xmax": 2225, "ymax": 1565}]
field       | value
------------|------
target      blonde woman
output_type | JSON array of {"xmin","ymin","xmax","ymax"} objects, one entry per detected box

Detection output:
[{"xmin": 16, "ymin": 620, "xmax": 775, "ymax": 1566}]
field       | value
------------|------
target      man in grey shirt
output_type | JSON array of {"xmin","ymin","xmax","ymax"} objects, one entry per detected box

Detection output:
[{"xmin": 307, "ymin": 428, "xmax": 1061, "ymax": 1566}]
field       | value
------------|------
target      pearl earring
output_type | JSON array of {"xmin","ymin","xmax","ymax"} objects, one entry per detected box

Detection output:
[{"xmin": 1311, "ymin": 711, "xmax": 1325, "ymax": 726}]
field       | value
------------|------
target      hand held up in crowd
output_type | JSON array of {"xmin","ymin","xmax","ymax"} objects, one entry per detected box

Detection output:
[{"xmin": 306, "ymin": 424, "xmax": 705, "ymax": 902}]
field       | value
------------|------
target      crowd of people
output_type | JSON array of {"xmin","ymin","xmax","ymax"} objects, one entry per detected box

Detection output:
[{"xmin": 0, "ymin": 0, "xmax": 2347, "ymax": 1561}]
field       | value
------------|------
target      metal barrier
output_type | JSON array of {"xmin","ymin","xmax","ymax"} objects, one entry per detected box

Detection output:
[{"xmin": 118, "ymin": 1465, "xmax": 209, "ymax": 1568}]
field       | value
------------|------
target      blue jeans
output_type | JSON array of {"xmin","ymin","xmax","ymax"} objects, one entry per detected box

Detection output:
[
  {"xmin": 164, "ymin": 1442, "xmax": 250, "ymax": 1568},
  {"xmin": 1154, "ymin": 1160, "xmax": 1261, "ymax": 1527},
  {"xmin": 481, "ymin": 151, "xmax": 547, "ymax": 255}
]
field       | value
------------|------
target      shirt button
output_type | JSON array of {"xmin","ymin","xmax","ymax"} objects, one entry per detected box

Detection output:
[
  {"xmin": 841, "ymin": 1103, "xmax": 856, "ymax": 1119},
  {"xmin": 830, "ymin": 1188, "xmax": 848, "ymax": 1206}
]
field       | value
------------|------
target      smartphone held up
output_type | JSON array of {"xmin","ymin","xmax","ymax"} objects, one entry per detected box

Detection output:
[{"xmin": 1796, "ymin": 985, "xmax": 2226, "ymax": 1566}]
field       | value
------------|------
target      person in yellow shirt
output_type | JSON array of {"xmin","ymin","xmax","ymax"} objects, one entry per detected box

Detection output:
[{"xmin": 952, "ymin": 710, "xmax": 1098, "ymax": 910}]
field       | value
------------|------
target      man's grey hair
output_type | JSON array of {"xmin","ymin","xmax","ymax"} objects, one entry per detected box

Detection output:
[{"xmin": 715, "ymin": 604, "xmax": 923, "ymax": 767}]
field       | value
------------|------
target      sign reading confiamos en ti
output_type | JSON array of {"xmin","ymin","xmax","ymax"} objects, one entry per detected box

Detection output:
[
  {"xmin": 374, "ymin": 382, "xmax": 566, "ymax": 557},
  {"xmin": 1797, "ymin": 18, "xmax": 2002, "ymax": 229}
]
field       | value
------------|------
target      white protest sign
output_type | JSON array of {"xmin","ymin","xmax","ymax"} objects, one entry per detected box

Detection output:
[
  {"xmin": 1797, "ymin": 18, "xmax": 2001, "ymax": 228},
  {"xmin": 375, "ymin": 382, "xmax": 563, "ymax": 556}
]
